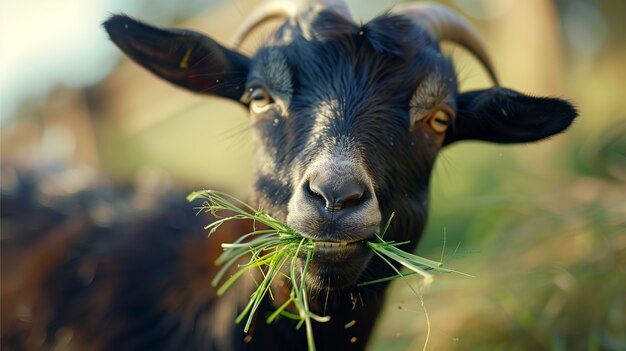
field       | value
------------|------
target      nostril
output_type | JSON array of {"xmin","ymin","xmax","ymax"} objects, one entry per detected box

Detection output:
[
  {"xmin": 306, "ymin": 179, "xmax": 331, "ymax": 209},
  {"xmin": 335, "ymin": 185, "xmax": 365, "ymax": 209},
  {"xmin": 307, "ymin": 179, "xmax": 325, "ymax": 200},
  {"xmin": 307, "ymin": 175, "xmax": 367, "ymax": 212}
]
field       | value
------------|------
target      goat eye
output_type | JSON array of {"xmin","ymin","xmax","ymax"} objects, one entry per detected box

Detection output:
[
  {"xmin": 427, "ymin": 110, "xmax": 450, "ymax": 133},
  {"xmin": 249, "ymin": 88, "xmax": 274, "ymax": 114}
]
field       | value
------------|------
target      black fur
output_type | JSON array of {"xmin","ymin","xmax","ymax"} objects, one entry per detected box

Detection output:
[
  {"xmin": 104, "ymin": 15, "xmax": 250, "ymax": 100},
  {"xmin": 445, "ymin": 87, "xmax": 578, "ymax": 145}
]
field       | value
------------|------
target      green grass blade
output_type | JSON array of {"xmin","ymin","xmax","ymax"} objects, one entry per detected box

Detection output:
[{"xmin": 267, "ymin": 296, "xmax": 295, "ymax": 324}]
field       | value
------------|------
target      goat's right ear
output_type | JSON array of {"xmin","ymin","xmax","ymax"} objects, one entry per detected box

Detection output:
[
  {"xmin": 103, "ymin": 15, "xmax": 250, "ymax": 102},
  {"xmin": 444, "ymin": 87, "xmax": 578, "ymax": 146}
]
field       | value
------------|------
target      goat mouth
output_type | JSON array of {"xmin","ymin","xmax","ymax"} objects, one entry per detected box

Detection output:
[
  {"xmin": 313, "ymin": 239, "xmax": 363, "ymax": 250},
  {"xmin": 305, "ymin": 226, "xmax": 379, "ymax": 252},
  {"xmin": 297, "ymin": 239, "xmax": 373, "ymax": 290}
]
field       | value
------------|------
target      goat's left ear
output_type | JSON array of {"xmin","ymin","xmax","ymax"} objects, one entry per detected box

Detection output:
[
  {"xmin": 444, "ymin": 87, "xmax": 578, "ymax": 146},
  {"xmin": 103, "ymin": 15, "xmax": 250, "ymax": 102}
]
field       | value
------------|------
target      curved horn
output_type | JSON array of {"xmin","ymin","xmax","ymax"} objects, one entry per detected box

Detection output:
[
  {"xmin": 232, "ymin": 1, "xmax": 299, "ymax": 49},
  {"xmin": 392, "ymin": 3, "xmax": 499, "ymax": 85},
  {"xmin": 232, "ymin": 0, "xmax": 352, "ymax": 49}
]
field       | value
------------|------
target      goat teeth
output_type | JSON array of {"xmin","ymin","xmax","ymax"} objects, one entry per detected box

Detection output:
[{"xmin": 316, "ymin": 241, "xmax": 351, "ymax": 248}]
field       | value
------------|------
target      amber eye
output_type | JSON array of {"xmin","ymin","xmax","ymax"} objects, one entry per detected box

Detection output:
[
  {"xmin": 249, "ymin": 88, "xmax": 274, "ymax": 114},
  {"xmin": 427, "ymin": 110, "xmax": 450, "ymax": 133}
]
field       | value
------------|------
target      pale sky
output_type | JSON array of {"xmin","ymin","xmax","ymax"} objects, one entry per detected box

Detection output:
[
  {"xmin": 2, "ymin": 0, "xmax": 127, "ymax": 121},
  {"xmin": 0, "ymin": 0, "xmax": 222, "ymax": 123}
]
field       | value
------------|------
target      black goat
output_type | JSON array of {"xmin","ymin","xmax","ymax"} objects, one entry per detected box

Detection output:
[{"xmin": 1, "ymin": 1, "xmax": 577, "ymax": 350}]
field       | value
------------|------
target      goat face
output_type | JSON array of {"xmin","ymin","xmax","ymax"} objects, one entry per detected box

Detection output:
[
  {"xmin": 245, "ymin": 13, "xmax": 455, "ymax": 289},
  {"xmin": 104, "ymin": 3, "xmax": 576, "ymax": 291}
]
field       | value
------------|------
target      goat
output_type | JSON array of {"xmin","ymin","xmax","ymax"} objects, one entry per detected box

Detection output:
[{"xmin": 1, "ymin": 1, "xmax": 577, "ymax": 350}]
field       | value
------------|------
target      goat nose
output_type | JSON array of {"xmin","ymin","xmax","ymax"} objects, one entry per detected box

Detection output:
[{"xmin": 308, "ymin": 174, "xmax": 366, "ymax": 211}]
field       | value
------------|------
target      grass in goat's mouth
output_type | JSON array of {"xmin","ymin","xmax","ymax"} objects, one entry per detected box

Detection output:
[{"xmin": 188, "ymin": 190, "xmax": 469, "ymax": 351}]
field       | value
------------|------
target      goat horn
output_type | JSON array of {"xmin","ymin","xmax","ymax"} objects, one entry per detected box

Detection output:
[
  {"xmin": 392, "ymin": 3, "xmax": 499, "ymax": 85},
  {"xmin": 232, "ymin": 0, "xmax": 352, "ymax": 49},
  {"xmin": 232, "ymin": 0, "xmax": 299, "ymax": 49}
]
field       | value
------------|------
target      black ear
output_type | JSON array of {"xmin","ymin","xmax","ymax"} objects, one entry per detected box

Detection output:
[
  {"xmin": 103, "ymin": 15, "xmax": 250, "ymax": 101},
  {"xmin": 444, "ymin": 87, "xmax": 578, "ymax": 145}
]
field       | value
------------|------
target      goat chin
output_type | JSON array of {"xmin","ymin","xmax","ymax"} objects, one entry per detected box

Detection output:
[{"xmin": 302, "ymin": 245, "xmax": 374, "ymax": 291}]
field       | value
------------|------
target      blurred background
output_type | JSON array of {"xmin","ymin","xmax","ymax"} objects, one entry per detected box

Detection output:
[{"xmin": 1, "ymin": 0, "xmax": 625, "ymax": 350}]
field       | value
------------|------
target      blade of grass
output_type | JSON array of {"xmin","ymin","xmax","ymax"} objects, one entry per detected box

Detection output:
[
  {"xmin": 357, "ymin": 271, "xmax": 419, "ymax": 287},
  {"xmin": 267, "ymin": 296, "xmax": 295, "ymax": 324},
  {"xmin": 380, "ymin": 212, "xmax": 395, "ymax": 239}
]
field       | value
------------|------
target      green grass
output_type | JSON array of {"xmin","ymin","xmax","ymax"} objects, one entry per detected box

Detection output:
[{"xmin": 188, "ymin": 190, "xmax": 467, "ymax": 351}]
